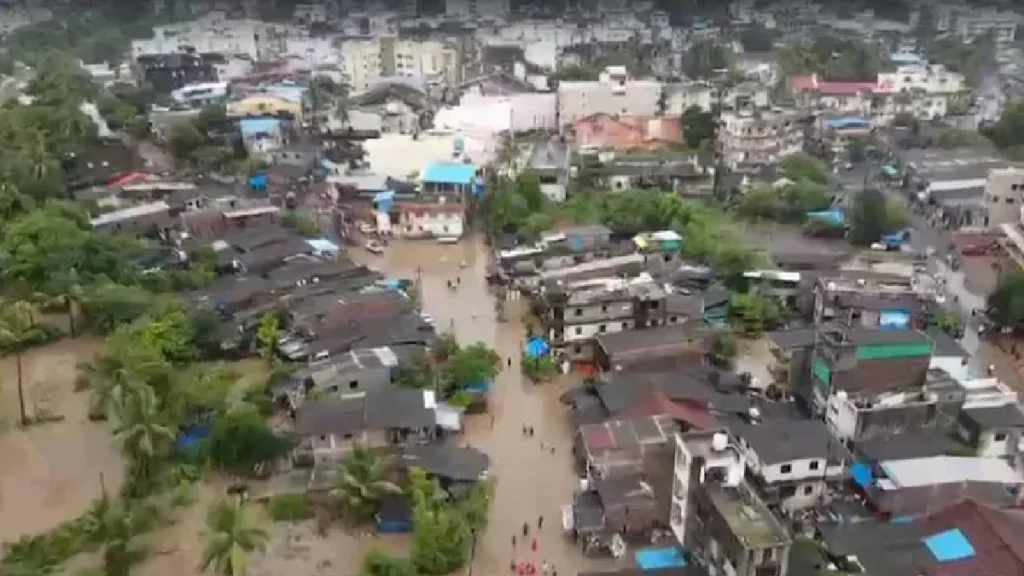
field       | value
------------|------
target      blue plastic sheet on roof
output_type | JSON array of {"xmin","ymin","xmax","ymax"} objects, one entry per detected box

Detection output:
[
  {"xmin": 374, "ymin": 190, "xmax": 395, "ymax": 213},
  {"xmin": 240, "ymin": 118, "xmax": 281, "ymax": 137},
  {"xmin": 890, "ymin": 516, "xmax": 916, "ymax": 524},
  {"xmin": 850, "ymin": 461, "xmax": 873, "ymax": 488},
  {"xmin": 423, "ymin": 163, "xmax": 477, "ymax": 185},
  {"xmin": 924, "ymin": 529, "xmax": 976, "ymax": 563},
  {"xmin": 635, "ymin": 548, "xmax": 688, "ymax": 570},
  {"xmin": 249, "ymin": 173, "xmax": 268, "ymax": 191},
  {"xmin": 824, "ymin": 117, "xmax": 870, "ymax": 130},
  {"xmin": 525, "ymin": 337, "xmax": 550, "ymax": 359},
  {"xmin": 176, "ymin": 425, "xmax": 211, "ymax": 454},
  {"xmin": 464, "ymin": 381, "xmax": 490, "ymax": 394}
]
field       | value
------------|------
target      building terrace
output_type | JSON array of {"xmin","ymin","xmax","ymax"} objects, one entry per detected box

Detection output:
[{"xmin": 705, "ymin": 483, "xmax": 789, "ymax": 548}]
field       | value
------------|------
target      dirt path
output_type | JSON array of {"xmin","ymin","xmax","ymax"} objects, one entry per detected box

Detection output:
[{"xmin": 0, "ymin": 338, "xmax": 124, "ymax": 543}]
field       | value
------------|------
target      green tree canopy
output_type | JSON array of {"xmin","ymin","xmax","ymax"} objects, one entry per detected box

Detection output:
[
  {"xmin": 987, "ymin": 273, "xmax": 1024, "ymax": 330},
  {"xmin": 775, "ymin": 37, "xmax": 882, "ymax": 81},
  {"xmin": 682, "ymin": 40, "xmax": 734, "ymax": 80},
  {"xmin": 681, "ymin": 106, "xmax": 715, "ymax": 149},
  {"xmin": 207, "ymin": 404, "xmax": 290, "ymax": 475},
  {"xmin": 849, "ymin": 188, "xmax": 910, "ymax": 245}
]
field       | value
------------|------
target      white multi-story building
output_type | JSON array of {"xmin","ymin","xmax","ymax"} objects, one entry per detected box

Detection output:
[
  {"xmin": 293, "ymin": 3, "xmax": 329, "ymax": 24},
  {"xmin": 339, "ymin": 36, "xmax": 461, "ymax": 91},
  {"xmin": 131, "ymin": 13, "xmax": 272, "ymax": 60},
  {"xmin": 792, "ymin": 63, "xmax": 968, "ymax": 125},
  {"xmin": 718, "ymin": 108, "xmax": 805, "ymax": 170},
  {"xmin": 949, "ymin": 10, "xmax": 1022, "ymax": 45},
  {"xmin": 557, "ymin": 66, "xmax": 662, "ymax": 126},
  {"xmin": 445, "ymin": 0, "xmax": 510, "ymax": 19},
  {"xmin": 664, "ymin": 82, "xmax": 771, "ymax": 115}
]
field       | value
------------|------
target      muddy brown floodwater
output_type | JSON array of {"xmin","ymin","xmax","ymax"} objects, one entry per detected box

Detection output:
[
  {"xmin": 351, "ymin": 236, "xmax": 616, "ymax": 576},
  {"xmin": 0, "ymin": 337, "xmax": 124, "ymax": 543}
]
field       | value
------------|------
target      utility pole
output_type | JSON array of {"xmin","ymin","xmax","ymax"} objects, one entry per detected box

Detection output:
[{"xmin": 710, "ymin": 70, "xmax": 730, "ymax": 204}]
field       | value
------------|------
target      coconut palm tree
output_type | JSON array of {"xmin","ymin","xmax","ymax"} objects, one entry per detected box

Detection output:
[
  {"xmin": 200, "ymin": 499, "xmax": 269, "ymax": 576},
  {"xmin": 113, "ymin": 384, "xmax": 175, "ymax": 488},
  {"xmin": 329, "ymin": 447, "xmax": 403, "ymax": 524},
  {"xmin": 0, "ymin": 300, "xmax": 38, "ymax": 426},
  {"xmin": 86, "ymin": 487, "xmax": 143, "ymax": 576},
  {"xmin": 82, "ymin": 346, "xmax": 161, "ymax": 419}
]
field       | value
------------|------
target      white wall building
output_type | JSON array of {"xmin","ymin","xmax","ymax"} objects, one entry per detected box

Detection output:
[
  {"xmin": 131, "ymin": 13, "xmax": 271, "ymax": 60},
  {"xmin": 718, "ymin": 109, "xmax": 805, "ymax": 169},
  {"xmin": 669, "ymin": 431, "xmax": 745, "ymax": 547},
  {"xmin": 557, "ymin": 67, "xmax": 662, "ymax": 126},
  {"xmin": 340, "ymin": 37, "xmax": 460, "ymax": 91},
  {"xmin": 435, "ymin": 91, "xmax": 557, "ymax": 133}
]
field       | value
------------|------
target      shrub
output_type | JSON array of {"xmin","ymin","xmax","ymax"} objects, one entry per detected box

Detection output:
[{"xmin": 267, "ymin": 493, "xmax": 312, "ymax": 522}]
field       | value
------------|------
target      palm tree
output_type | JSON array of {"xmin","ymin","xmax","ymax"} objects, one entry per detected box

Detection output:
[
  {"xmin": 86, "ymin": 486, "xmax": 145, "ymax": 576},
  {"xmin": 0, "ymin": 300, "xmax": 38, "ymax": 426},
  {"xmin": 329, "ymin": 447, "xmax": 403, "ymax": 524},
  {"xmin": 82, "ymin": 346, "xmax": 160, "ymax": 419},
  {"xmin": 200, "ymin": 499, "xmax": 269, "ymax": 576},
  {"xmin": 113, "ymin": 384, "xmax": 175, "ymax": 488}
]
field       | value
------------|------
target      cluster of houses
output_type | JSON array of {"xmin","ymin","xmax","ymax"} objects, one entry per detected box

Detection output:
[{"xmin": 491, "ymin": 225, "xmax": 1024, "ymax": 576}]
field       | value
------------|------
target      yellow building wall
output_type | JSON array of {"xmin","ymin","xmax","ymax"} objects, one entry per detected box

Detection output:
[{"xmin": 227, "ymin": 96, "xmax": 302, "ymax": 121}]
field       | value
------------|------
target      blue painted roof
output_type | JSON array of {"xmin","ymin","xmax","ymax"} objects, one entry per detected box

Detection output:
[
  {"xmin": 924, "ymin": 529, "xmax": 975, "ymax": 563},
  {"xmin": 240, "ymin": 118, "xmax": 281, "ymax": 137},
  {"xmin": 824, "ymin": 117, "xmax": 870, "ymax": 130},
  {"xmin": 423, "ymin": 163, "xmax": 477, "ymax": 185},
  {"xmin": 635, "ymin": 547, "xmax": 687, "ymax": 570}
]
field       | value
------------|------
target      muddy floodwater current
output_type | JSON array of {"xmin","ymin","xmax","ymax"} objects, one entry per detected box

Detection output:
[{"xmin": 351, "ymin": 236, "xmax": 616, "ymax": 576}]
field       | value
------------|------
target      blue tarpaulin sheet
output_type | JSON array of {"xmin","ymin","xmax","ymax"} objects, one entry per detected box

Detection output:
[
  {"xmin": 850, "ymin": 461, "xmax": 873, "ymax": 488},
  {"xmin": 374, "ymin": 190, "xmax": 395, "ymax": 212},
  {"xmin": 924, "ymin": 529, "xmax": 976, "ymax": 562},
  {"xmin": 525, "ymin": 337, "xmax": 550, "ymax": 359},
  {"xmin": 636, "ymin": 548, "xmax": 688, "ymax": 570},
  {"xmin": 465, "ymin": 381, "xmax": 490, "ymax": 394},
  {"xmin": 249, "ymin": 173, "xmax": 268, "ymax": 191}
]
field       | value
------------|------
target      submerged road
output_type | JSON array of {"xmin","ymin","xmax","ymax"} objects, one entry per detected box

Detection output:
[{"xmin": 350, "ymin": 236, "xmax": 616, "ymax": 576}]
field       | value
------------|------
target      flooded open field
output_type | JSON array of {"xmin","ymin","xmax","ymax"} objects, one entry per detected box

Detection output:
[{"xmin": 0, "ymin": 337, "xmax": 124, "ymax": 543}]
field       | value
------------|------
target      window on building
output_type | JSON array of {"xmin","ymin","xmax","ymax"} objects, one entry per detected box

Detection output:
[
  {"xmin": 598, "ymin": 324, "xmax": 607, "ymax": 333},
  {"xmin": 573, "ymin": 345, "xmax": 581, "ymax": 354},
  {"xmin": 780, "ymin": 463, "xmax": 792, "ymax": 474},
  {"xmin": 601, "ymin": 304, "xmax": 608, "ymax": 313},
  {"xmin": 574, "ymin": 308, "xmax": 582, "ymax": 317},
  {"xmin": 808, "ymin": 460, "xmax": 820, "ymax": 470},
  {"xmin": 994, "ymin": 432, "xmax": 1008, "ymax": 441},
  {"xmin": 621, "ymin": 322, "xmax": 629, "ymax": 330},
  {"xmin": 803, "ymin": 485, "xmax": 814, "ymax": 495},
  {"xmin": 574, "ymin": 327, "xmax": 583, "ymax": 336}
]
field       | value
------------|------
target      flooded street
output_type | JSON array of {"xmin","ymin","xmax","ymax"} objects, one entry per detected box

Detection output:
[
  {"xmin": 351, "ymin": 236, "xmax": 614, "ymax": 575},
  {"xmin": 0, "ymin": 337, "xmax": 124, "ymax": 542}
]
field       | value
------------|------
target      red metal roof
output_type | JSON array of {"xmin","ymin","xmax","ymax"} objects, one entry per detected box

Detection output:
[
  {"xmin": 108, "ymin": 172, "xmax": 152, "ymax": 188},
  {"xmin": 920, "ymin": 499, "xmax": 1024, "ymax": 576},
  {"xmin": 626, "ymin": 393, "xmax": 719, "ymax": 431}
]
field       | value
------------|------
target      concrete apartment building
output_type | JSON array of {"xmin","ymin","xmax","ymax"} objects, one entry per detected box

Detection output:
[
  {"xmin": 557, "ymin": 66, "xmax": 662, "ymax": 126},
  {"xmin": 131, "ymin": 13, "xmax": 272, "ymax": 60},
  {"xmin": 663, "ymin": 82, "xmax": 771, "ymax": 115},
  {"xmin": 718, "ymin": 109, "xmax": 805, "ymax": 170},
  {"xmin": 984, "ymin": 167, "xmax": 1024, "ymax": 228},
  {"xmin": 672, "ymin": 431, "xmax": 792, "ymax": 576},
  {"xmin": 340, "ymin": 36, "xmax": 462, "ymax": 91}
]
